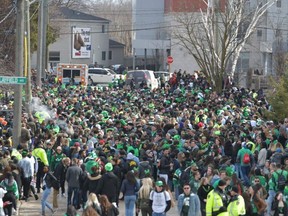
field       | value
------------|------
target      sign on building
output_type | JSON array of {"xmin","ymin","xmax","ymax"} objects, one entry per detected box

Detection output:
[{"xmin": 72, "ymin": 27, "xmax": 91, "ymax": 59}]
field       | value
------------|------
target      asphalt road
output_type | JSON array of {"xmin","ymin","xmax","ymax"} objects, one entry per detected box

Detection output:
[{"xmin": 18, "ymin": 191, "xmax": 179, "ymax": 216}]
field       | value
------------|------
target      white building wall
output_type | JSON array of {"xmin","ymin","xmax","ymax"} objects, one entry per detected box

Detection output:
[{"xmin": 31, "ymin": 19, "xmax": 110, "ymax": 68}]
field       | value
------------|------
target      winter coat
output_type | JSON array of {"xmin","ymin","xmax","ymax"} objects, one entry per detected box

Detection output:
[
  {"xmin": 84, "ymin": 173, "xmax": 101, "ymax": 194},
  {"xmin": 65, "ymin": 164, "xmax": 83, "ymax": 188},
  {"xmin": 96, "ymin": 172, "xmax": 119, "ymax": 203}
]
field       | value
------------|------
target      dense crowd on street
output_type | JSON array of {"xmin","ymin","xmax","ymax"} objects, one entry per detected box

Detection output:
[{"xmin": 0, "ymin": 70, "xmax": 287, "ymax": 216}]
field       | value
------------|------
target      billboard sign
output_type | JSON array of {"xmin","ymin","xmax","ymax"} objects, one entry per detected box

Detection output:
[{"xmin": 72, "ymin": 27, "xmax": 91, "ymax": 58}]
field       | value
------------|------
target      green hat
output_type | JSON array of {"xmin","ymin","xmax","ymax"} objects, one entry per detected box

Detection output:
[
  {"xmin": 22, "ymin": 149, "xmax": 28, "ymax": 157},
  {"xmin": 85, "ymin": 160, "xmax": 99, "ymax": 175},
  {"xmin": 173, "ymin": 135, "xmax": 181, "ymax": 140},
  {"xmin": 120, "ymin": 119, "xmax": 127, "ymax": 126},
  {"xmin": 156, "ymin": 181, "xmax": 163, "ymax": 187},
  {"xmin": 162, "ymin": 144, "xmax": 170, "ymax": 150},
  {"xmin": 105, "ymin": 162, "xmax": 113, "ymax": 172}
]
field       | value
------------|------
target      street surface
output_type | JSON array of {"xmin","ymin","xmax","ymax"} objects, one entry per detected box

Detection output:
[{"xmin": 19, "ymin": 192, "xmax": 179, "ymax": 216}]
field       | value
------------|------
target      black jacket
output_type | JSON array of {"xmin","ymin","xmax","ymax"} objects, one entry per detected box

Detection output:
[
  {"xmin": 43, "ymin": 172, "xmax": 55, "ymax": 189},
  {"xmin": 53, "ymin": 162, "xmax": 67, "ymax": 183},
  {"xmin": 96, "ymin": 172, "xmax": 119, "ymax": 203},
  {"xmin": 84, "ymin": 174, "xmax": 102, "ymax": 194}
]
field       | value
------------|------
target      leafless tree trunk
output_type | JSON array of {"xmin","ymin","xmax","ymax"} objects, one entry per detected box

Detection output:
[{"xmin": 172, "ymin": 0, "xmax": 276, "ymax": 92}]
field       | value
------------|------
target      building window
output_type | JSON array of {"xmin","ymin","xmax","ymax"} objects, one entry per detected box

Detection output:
[
  {"xmin": 108, "ymin": 51, "xmax": 112, "ymax": 60},
  {"xmin": 49, "ymin": 51, "xmax": 60, "ymax": 61},
  {"xmin": 257, "ymin": 30, "xmax": 262, "ymax": 37},
  {"xmin": 276, "ymin": 29, "xmax": 281, "ymax": 37},
  {"xmin": 102, "ymin": 25, "xmax": 105, "ymax": 33},
  {"xmin": 236, "ymin": 52, "xmax": 250, "ymax": 72},
  {"xmin": 102, "ymin": 51, "xmax": 106, "ymax": 60},
  {"xmin": 276, "ymin": 0, "xmax": 281, "ymax": 8}
]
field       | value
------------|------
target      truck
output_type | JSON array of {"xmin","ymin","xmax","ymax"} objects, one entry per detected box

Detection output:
[{"xmin": 56, "ymin": 63, "xmax": 88, "ymax": 85}]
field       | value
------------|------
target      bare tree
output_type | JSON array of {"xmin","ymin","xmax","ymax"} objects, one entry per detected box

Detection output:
[
  {"xmin": 173, "ymin": 0, "xmax": 276, "ymax": 92},
  {"xmin": 85, "ymin": 0, "xmax": 132, "ymax": 55}
]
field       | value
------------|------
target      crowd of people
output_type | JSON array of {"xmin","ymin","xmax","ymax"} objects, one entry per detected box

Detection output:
[{"xmin": 0, "ymin": 70, "xmax": 287, "ymax": 216}]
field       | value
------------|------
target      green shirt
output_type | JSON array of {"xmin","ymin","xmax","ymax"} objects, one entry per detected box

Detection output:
[
  {"xmin": 237, "ymin": 148, "xmax": 252, "ymax": 166},
  {"xmin": 271, "ymin": 169, "xmax": 288, "ymax": 191}
]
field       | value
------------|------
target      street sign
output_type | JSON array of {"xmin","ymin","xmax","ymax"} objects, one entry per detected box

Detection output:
[
  {"xmin": 0, "ymin": 76, "xmax": 27, "ymax": 84},
  {"xmin": 167, "ymin": 56, "xmax": 174, "ymax": 64}
]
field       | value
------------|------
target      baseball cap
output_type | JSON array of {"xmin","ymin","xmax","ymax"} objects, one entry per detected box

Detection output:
[{"xmin": 156, "ymin": 181, "xmax": 163, "ymax": 187}]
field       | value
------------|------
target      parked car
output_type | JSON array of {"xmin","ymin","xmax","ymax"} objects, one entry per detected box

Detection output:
[
  {"xmin": 125, "ymin": 70, "xmax": 159, "ymax": 90},
  {"xmin": 88, "ymin": 68, "xmax": 116, "ymax": 85}
]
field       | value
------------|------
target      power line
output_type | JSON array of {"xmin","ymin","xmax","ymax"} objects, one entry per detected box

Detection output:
[{"xmin": 58, "ymin": 24, "xmax": 180, "ymax": 35}]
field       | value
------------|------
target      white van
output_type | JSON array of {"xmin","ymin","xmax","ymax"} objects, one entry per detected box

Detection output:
[{"xmin": 125, "ymin": 70, "xmax": 159, "ymax": 90}]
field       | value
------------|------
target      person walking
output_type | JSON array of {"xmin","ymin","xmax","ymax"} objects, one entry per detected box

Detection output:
[
  {"xmin": 121, "ymin": 171, "xmax": 140, "ymax": 216},
  {"xmin": 41, "ymin": 166, "xmax": 56, "ymax": 216},
  {"xmin": 177, "ymin": 183, "xmax": 201, "ymax": 216},
  {"xmin": 18, "ymin": 149, "xmax": 33, "ymax": 201},
  {"xmin": 32, "ymin": 140, "xmax": 49, "ymax": 193},
  {"xmin": 53, "ymin": 157, "xmax": 70, "ymax": 209},
  {"xmin": 66, "ymin": 158, "xmax": 83, "ymax": 209},
  {"xmin": 137, "ymin": 177, "xmax": 153, "ymax": 216},
  {"xmin": 236, "ymin": 142, "xmax": 253, "ymax": 187},
  {"xmin": 96, "ymin": 162, "xmax": 119, "ymax": 204},
  {"xmin": 149, "ymin": 180, "xmax": 171, "ymax": 216}
]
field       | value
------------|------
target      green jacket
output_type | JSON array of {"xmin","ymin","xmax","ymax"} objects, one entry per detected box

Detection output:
[{"xmin": 51, "ymin": 153, "xmax": 66, "ymax": 171}]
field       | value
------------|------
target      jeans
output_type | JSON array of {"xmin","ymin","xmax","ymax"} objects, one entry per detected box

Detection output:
[
  {"xmin": 41, "ymin": 187, "xmax": 53, "ymax": 213},
  {"xmin": 235, "ymin": 163, "xmax": 241, "ymax": 179},
  {"xmin": 124, "ymin": 195, "xmax": 136, "ymax": 216},
  {"xmin": 67, "ymin": 187, "xmax": 79, "ymax": 208},
  {"xmin": 266, "ymin": 189, "xmax": 276, "ymax": 216},
  {"xmin": 152, "ymin": 212, "xmax": 166, "ymax": 216},
  {"xmin": 240, "ymin": 165, "xmax": 251, "ymax": 186}
]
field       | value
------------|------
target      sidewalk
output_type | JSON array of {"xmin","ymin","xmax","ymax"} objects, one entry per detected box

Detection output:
[{"xmin": 18, "ymin": 192, "xmax": 178, "ymax": 216}]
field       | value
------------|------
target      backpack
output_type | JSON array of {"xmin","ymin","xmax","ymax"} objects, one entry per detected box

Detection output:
[
  {"xmin": 242, "ymin": 152, "xmax": 250, "ymax": 164},
  {"xmin": 139, "ymin": 198, "xmax": 151, "ymax": 209},
  {"xmin": 139, "ymin": 162, "xmax": 152, "ymax": 179},
  {"xmin": 274, "ymin": 170, "xmax": 286, "ymax": 191}
]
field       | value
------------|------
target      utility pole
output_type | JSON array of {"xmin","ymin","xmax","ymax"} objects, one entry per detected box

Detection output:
[
  {"xmin": 25, "ymin": 0, "xmax": 32, "ymax": 117},
  {"xmin": 36, "ymin": 0, "xmax": 43, "ymax": 87},
  {"xmin": 13, "ymin": 0, "xmax": 25, "ymax": 147},
  {"xmin": 41, "ymin": 0, "xmax": 48, "ymax": 80}
]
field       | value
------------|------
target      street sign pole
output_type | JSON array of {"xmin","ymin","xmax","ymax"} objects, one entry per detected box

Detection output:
[{"xmin": 13, "ymin": 0, "xmax": 25, "ymax": 148}]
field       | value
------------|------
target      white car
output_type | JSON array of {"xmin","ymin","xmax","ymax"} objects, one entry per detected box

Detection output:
[{"xmin": 88, "ymin": 68, "xmax": 119, "ymax": 85}]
